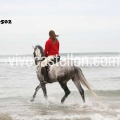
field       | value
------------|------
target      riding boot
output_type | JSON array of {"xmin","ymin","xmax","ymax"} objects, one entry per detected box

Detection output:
[{"xmin": 41, "ymin": 66, "xmax": 51, "ymax": 83}]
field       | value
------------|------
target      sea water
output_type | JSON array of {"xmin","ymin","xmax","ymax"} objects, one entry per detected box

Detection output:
[{"xmin": 0, "ymin": 53, "xmax": 120, "ymax": 120}]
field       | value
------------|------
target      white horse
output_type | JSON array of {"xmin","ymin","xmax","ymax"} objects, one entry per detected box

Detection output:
[{"xmin": 31, "ymin": 45, "xmax": 97, "ymax": 103}]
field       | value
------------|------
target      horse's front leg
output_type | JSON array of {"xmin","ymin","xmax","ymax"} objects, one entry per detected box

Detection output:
[
  {"xmin": 31, "ymin": 84, "xmax": 41, "ymax": 102},
  {"xmin": 41, "ymin": 81, "xmax": 47, "ymax": 99}
]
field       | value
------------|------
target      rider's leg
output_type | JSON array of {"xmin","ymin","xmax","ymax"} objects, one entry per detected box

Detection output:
[
  {"xmin": 41, "ymin": 56, "xmax": 55, "ymax": 83},
  {"xmin": 41, "ymin": 66, "xmax": 50, "ymax": 83}
]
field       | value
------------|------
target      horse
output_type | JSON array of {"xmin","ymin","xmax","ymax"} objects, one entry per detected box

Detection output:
[{"xmin": 31, "ymin": 45, "xmax": 97, "ymax": 103}]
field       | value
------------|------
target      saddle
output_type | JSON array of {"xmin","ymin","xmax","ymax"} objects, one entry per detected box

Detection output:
[{"xmin": 48, "ymin": 56, "xmax": 60, "ymax": 66}]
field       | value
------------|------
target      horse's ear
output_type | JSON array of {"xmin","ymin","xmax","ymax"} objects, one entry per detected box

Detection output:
[{"xmin": 32, "ymin": 46, "xmax": 35, "ymax": 49}]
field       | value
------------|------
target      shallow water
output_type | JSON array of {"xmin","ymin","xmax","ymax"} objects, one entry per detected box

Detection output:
[{"xmin": 0, "ymin": 54, "xmax": 120, "ymax": 120}]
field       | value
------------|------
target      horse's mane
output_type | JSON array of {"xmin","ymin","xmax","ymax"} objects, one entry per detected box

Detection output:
[{"xmin": 35, "ymin": 45, "xmax": 44, "ymax": 57}]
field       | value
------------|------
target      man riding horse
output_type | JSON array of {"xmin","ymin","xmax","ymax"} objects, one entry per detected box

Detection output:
[
  {"xmin": 41, "ymin": 30, "xmax": 60, "ymax": 83},
  {"xmin": 31, "ymin": 31, "xmax": 97, "ymax": 103}
]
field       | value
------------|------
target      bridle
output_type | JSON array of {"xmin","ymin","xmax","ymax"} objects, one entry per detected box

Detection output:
[{"xmin": 32, "ymin": 46, "xmax": 46, "ymax": 65}]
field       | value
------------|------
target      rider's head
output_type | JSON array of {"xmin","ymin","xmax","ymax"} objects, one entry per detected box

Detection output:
[{"xmin": 49, "ymin": 30, "xmax": 59, "ymax": 40}]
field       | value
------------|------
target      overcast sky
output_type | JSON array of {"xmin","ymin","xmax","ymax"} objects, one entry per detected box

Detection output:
[{"xmin": 0, "ymin": 0, "xmax": 120, "ymax": 55}]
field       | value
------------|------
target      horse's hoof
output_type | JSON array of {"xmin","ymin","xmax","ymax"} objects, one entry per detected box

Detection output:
[
  {"xmin": 31, "ymin": 99, "xmax": 34, "ymax": 102},
  {"xmin": 61, "ymin": 99, "xmax": 64, "ymax": 104},
  {"xmin": 45, "ymin": 95, "xmax": 48, "ymax": 99},
  {"xmin": 61, "ymin": 101, "xmax": 64, "ymax": 104}
]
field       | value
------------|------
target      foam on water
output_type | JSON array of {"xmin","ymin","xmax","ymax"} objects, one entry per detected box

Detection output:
[
  {"xmin": 10, "ymin": 113, "xmax": 120, "ymax": 120},
  {"xmin": 0, "ymin": 97, "xmax": 120, "ymax": 120}
]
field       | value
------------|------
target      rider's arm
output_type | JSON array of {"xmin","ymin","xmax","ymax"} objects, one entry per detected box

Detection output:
[
  {"xmin": 58, "ymin": 41, "xmax": 60, "ymax": 52},
  {"xmin": 44, "ymin": 40, "xmax": 50, "ymax": 57}
]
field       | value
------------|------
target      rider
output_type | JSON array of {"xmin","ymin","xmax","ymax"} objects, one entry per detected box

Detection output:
[{"xmin": 41, "ymin": 30, "xmax": 60, "ymax": 83}]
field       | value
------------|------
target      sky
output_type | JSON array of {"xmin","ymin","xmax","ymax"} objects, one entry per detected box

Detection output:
[{"xmin": 0, "ymin": 0, "xmax": 120, "ymax": 55}]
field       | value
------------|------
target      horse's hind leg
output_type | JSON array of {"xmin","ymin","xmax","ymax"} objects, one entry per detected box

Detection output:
[
  {"xmin": 72, "ymin": 76, "xmax": 85, "ymax": 102},
  {"xmin": 59, "ymin": 82, "xmax": 70, "ymax": 104},
  {"xmin": 31, "ymin": 84, "xmax": 41, "ymax": 102}
]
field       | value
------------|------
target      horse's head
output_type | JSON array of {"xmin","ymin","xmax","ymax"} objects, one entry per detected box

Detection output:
[{"xmin": 32, "ymin": 45, "xmax": 44, "ymax": 65}]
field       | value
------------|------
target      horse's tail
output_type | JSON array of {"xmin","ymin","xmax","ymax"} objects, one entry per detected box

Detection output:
[{"xmin": 76, "ymin": 67, "xmax": 98, "ymax": 98}]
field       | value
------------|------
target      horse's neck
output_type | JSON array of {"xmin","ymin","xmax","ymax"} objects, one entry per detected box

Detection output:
[{"xmin": 36, "ymin": 63, "xmax": 42, "ymax": 72}]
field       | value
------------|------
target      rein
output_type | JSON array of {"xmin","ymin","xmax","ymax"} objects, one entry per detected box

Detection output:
[{"xmin": 36, "ymin": 57, "xmax": 45, "ymax": 62}]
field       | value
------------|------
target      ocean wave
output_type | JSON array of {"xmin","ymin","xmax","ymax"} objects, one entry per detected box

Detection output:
[
  {"xmin": 91, "ymin": 90, "xmax": 120, "ymax": 96},
  {"xmin": 11, "ymin": 113, "xmax": 120, "ymax": 120},
  {"xmin": 82, "ymin": 90, "xmax": 120, "ymax": 98}
]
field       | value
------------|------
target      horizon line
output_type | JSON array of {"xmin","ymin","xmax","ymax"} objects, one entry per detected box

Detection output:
[{"xmin": 0, "ymin": 52, "xmax": 120, "ymax": 56}]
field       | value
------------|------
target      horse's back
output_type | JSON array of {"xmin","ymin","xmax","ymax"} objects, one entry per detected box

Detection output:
[{"xmin": 49, "ymin": 60, "xmax": 75, "ymax": 81}]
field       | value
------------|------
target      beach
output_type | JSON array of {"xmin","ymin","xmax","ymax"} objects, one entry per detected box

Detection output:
[{"xmin": 0, "ymin": 53, "xmax": 120, "ymax": 120}]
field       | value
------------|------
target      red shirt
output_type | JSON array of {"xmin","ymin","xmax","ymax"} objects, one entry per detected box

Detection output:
[{"xmin": 44, "ymin": 38, "xmax": 59, "ymax": 57}]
